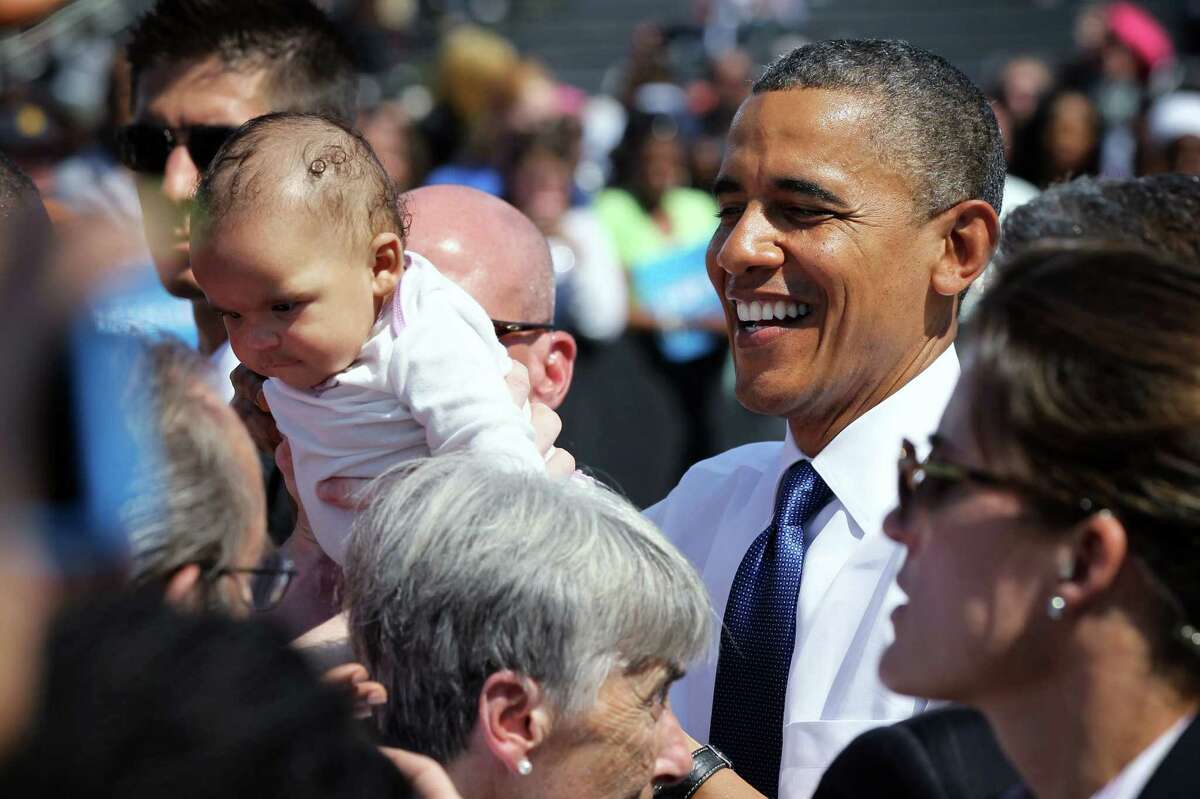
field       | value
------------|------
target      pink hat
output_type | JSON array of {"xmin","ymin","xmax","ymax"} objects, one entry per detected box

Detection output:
[{"xmin": 1106, "ymin": 2, "xmax": 1174, "ymax": 73}]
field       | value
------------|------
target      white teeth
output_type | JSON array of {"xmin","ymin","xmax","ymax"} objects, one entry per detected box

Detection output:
[{"xmin": 732, "ymin": 299, "xmax": 812, "ymax": 323}]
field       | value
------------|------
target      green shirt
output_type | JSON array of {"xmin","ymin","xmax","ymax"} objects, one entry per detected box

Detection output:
[{"xmin": 593, "ymin": 187, "xmax": 718, "ymax": 272}]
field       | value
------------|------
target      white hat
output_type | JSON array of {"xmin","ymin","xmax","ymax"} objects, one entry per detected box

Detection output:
[{"xmin": 1147, "ymin": 91, "xmax": 1200, "ymax": 148}]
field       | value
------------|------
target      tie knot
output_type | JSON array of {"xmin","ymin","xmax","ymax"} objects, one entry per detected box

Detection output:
[{"xmin": 772, "ymin": 460, "xmax": 833, "ymax": 529}]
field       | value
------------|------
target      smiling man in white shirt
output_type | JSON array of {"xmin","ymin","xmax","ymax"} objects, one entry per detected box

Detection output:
[{"xmin": 646, "ymin": 40, "xmax": 1004, "ymax": 799}]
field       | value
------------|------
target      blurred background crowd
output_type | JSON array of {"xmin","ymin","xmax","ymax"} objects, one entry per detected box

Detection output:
[{"xmin": 1, "ymin": 0, "xmax": 1197, "ymax": 506}]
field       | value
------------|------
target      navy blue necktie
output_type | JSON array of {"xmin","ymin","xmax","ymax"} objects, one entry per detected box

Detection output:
[{"xmin": 709, "ymin": 460, "xmax": 833, "ymax": 798}]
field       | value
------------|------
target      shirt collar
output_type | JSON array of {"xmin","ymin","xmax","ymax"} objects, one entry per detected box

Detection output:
[{"xmin": 777, "ymin": 345, "xmax": 960, "ymax": 537}]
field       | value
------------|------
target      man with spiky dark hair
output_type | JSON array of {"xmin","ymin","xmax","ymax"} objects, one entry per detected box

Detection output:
[{"xmin": 120, "ymin": 0, "xmax": 356, "ymax": 362}]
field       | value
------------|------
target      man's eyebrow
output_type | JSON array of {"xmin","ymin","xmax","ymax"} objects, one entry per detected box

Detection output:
[
  {"xmin": 773, "ymin": 177, "xmax": 847, "ymax": 207},
  {"xmin": 711, "ymin": 176, "xmax": 741, "ymax": 197}
]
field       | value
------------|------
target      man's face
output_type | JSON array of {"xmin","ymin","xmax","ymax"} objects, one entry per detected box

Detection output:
[
  {"xmin": 708, "ymin": 89, "xmax": 944, "ymax": 424},
  {"xmin": 131, "ymin": 56, "xmax": 271, "ymax": 300},
  {"xmin": 525, "ymin": 663, "xmax": 692, "ymax": 799},
  {"xmin": 192, "ymin": 210, "xmax": 379, "ymax": 390}
]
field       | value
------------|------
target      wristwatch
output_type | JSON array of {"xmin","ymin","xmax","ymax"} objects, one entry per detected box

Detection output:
[{"xmin": 653, "ymin": 744, "xmax": 733, "ymax": 799}]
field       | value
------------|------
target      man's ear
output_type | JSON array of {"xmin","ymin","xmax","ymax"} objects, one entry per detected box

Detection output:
[
  {"xmin": 1056, "ymin": 511, "xmax": 1129, "ymax": 613},
  {"xmin": 164, "ymin": 563, "xmax": 203, "ymax": 609},
  {"xmin": 369, "ymin": 232, "xmax": 404, "ymax": 300},
  {"xmin": 534, "ymin": 332, "xmax": 576, "ymax": 410},
  {"xmin": 476, "ymin": 670, "xmax": 552, "ymax": 774},
  {"xmin": 930, "ymin": 199, "xmax": 999, "ymax": 298}
]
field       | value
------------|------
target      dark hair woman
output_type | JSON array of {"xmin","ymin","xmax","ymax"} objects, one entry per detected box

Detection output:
[{"xmin": 880, "ymin": 243, "xmax": 1200, "ymax": 799}]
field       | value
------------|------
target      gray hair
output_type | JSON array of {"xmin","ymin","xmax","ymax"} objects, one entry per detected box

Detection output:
[
  {"xmin": 754, "ymin": 39, "xmax": 1006, "ymax": 218},
  {"xmin": 124, "ymin": 339, "xmax": 260, "ymax": 611},
  {"xmin": 344, "ymin": 456, "xmax": 713, "ymax": 763}
]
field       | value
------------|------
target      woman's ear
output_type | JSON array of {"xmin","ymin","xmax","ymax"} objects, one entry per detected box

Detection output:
[
  {"xmin": 929, "ymin": 199, "xmax": 1000, "ymax": 298},
  {"xmin": 370, "ymin": 232, "xmax": 404, "ymax": 299},
  {"xmin": 1056, "ymin": 511, "xmax": 1129, "ymax": 612},
  {"xmin": 476, "ymin": 671, "xmax": 551, "ymax": 775}
]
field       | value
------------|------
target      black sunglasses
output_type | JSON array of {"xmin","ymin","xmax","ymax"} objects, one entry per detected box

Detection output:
[
  {"xmin": 896, "ymin": 436, "xmax": 1096, "ymax": 523},
  {"xmin": 491, "ymin": 319, "xmax": 555, "ymax": 340},
  {"xmin": 117, "ymin": 123, "xmax": 238, "ymax": 175}
]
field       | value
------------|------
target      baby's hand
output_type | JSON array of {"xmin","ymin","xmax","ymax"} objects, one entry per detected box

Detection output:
[
  {"xmin": 231, "ymin": 364, "xmax": 281, "ymax": 453},
  {"xmin": 507, "ymin": 361, "xmax": 576, "ymax": 477}
]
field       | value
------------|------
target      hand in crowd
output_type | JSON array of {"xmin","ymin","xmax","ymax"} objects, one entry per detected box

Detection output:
[
  {"xmin": 321, "ymin": 661, "xmax": 387, "ymax": 719},
  {"xmin": 380, "ymin": 748, "xmax": 464, "ymax": 799}
]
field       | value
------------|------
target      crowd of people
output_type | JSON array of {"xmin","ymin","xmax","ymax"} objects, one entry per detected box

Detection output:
[{"xmin": 2, "ymin": 0, "xmax": 1200, "ymax": 798}]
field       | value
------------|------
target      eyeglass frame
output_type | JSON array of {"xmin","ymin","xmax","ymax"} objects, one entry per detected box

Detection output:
[
  {"xmin": 896, "ymin": 435, "xmax": 1098, "ymax": 523},
  {"xmin": 200, "ymin": 549, "xmax": 299, "ymax": 613},
  {"xmin": 490, "ymin": 319, "xmax": 556, "ymax": 340}
]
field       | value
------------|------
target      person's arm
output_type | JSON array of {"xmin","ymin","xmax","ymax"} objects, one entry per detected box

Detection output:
[{"xmin": 668, "ymin": 733, "xmax": 766, "ymax": 799}]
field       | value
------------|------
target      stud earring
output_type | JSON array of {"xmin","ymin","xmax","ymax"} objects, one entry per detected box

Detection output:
[
  {"xmin": 517, "ymin": 758, "xmax": 533, "ymax": 776},
  {"xmin": 1047, "ymin": 595, "xmax": 1067, "ymax": 620}
]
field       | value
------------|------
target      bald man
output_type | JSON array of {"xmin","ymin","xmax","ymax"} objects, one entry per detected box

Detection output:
[{"xmin": 404, "ymin": 185, "xmax": 576, "ymax": 410}]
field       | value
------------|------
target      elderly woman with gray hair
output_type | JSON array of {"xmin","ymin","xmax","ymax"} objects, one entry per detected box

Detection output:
[{"xmin": 345, "ymin": 455, "xmax": 717, "ymax": 799}]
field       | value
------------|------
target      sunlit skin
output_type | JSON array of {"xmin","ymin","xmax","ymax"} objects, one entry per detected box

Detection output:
[
  {"xmin": 449, "ymin": 662, "xmax": 694, "ymax": 799},
  {"xmin": 191, "ymin": 207, "xmax": 401, "ymax": 390},
  {"xmin": 708, "ymin": 88, "xmax": 995, "ymax": 456},
  {"xmin": 878, "ymin": 370, "xmax": 1064, "ymax": 701}
]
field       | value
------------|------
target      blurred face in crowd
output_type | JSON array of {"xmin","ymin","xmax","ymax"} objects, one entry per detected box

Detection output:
[
  {"xmin": 636, "ymin": 135, "xmax": 684, "ymax": 208},
  {"xmin": 508, "ymin": 148, "xmax": 572, "ymax": 233},
  {"xmin": 1045, "ymin": 92, "xmax": 1099, "ymax": 180},
  {"xmin": 131, "ymin": 56, "xmax": 270, "ymax": 300},
  {"xmin": 192, "ymin": 209, "xmax": 397, "ymax": 390},
  {"xmin": 709, "ymin": 89, "xmax": 951, "ymax": 432},
  {"xmin": 525, "ymin": 663, "xmax": 692, "ymax": 799},
  {"xmin": 878, "ymin": 369, "xmax": 1063, "ymax": 701}
]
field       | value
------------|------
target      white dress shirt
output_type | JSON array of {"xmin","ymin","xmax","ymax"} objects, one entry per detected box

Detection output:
[
  {"xmin": 1090, "ymin": 715, "xmax": 1192, "ymax": 799},
  {"xmin": 646, "ymin": 346, "xmax": 959, "ymax": 799},
  {"xmin": 209, "ymin": 339, "xmax": 241, "ymax": 404},
  {"xmin": 264, "ymin": 252, "xmax": 543, "ymax": 564}
]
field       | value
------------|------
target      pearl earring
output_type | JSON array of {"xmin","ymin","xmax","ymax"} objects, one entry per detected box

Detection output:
[
  {"xmin": 1047, "ymin": 595, "xmax": 1067, "ymax": 620},
  {"xmin": 517, "ymin": 758, "xmax": 533, "ymax": 776}
]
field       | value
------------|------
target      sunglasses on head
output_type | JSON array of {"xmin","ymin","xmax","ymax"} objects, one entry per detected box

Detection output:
[
  {"xmin": 117, "ymin": 123, "xmax": 238, "ymax": 175},
  {"xmin": 895, "ymin": 436, "xmax": 1097, "ymax": 523},
  {"xmin": 491, "ymin": 319, "xmax": 555, "ymax": 340}
]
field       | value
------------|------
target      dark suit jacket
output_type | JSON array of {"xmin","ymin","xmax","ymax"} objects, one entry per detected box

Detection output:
[
  {"xmin": 1117, "ymin": 714, "xmax": 1200, "ymax": 799},
  {"xmin": 812, "ymin": 706, "xmax": 1019, "ymax": 799}
]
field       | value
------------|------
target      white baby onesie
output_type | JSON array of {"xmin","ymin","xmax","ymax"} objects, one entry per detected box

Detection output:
[{"xmin": 263, "ymin": 251, "xmax": 544, "ymax": 563}]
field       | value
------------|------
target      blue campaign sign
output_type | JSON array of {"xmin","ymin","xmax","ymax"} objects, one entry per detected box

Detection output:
[{"xmin": 630, "ymin": 242, "xmax": 724, "ymax": 362}]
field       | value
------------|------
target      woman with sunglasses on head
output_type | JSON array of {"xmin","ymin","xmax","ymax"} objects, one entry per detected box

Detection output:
[{"xmin": 878, "ymin": 243, "xmax": 1200, "ymax": 799}]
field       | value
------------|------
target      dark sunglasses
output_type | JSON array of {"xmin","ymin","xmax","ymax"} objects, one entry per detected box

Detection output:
[
  {"xmin": 491, "ymin": 319, "xmax": 555, "ymax": 340},
  {"xmin": 896, "ymin": 436, "xmax": 1096, "ymax": 523},
  {"xmin": 117, "ymin": 123, "xmax": 238, "ymax": 175},
  {"xmin": 205, "ymin": 549, "xmax": 298, "ymax": 612}
]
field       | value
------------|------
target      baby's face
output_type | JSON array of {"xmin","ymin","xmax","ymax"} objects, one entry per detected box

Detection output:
[{"xmin": 192, "ymin": 210, "xmax": 380, "ymax": 389}]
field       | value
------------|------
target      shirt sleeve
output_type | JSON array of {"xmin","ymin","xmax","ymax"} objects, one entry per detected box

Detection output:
[{"xmin": 391, "ymin": 284, "xmax": 545, "ymax": 473}]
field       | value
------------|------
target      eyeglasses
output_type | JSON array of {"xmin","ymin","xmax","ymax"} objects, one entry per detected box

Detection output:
[
  {"xmin": 491, "ymin": 319, "xmax": 555, "ymax": 340},
  {"xmin": 208, "ymin": 549, "xmax": 299, "ymax": 612},
  {"xmin": 896, "ymin": 436, "xmax": 1096, "ymax": 523},
  {"xmin": 117, "ymin": 123, "xmax": 238, "ymax": 175}
]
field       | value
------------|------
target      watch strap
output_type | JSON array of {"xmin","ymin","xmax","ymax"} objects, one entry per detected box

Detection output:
[{"xmin": 654, "ymin": 744, "xmax": 733, "ymax": 799}]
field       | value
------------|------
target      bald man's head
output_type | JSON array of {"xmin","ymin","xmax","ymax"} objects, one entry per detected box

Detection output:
[{"xmin": 403, "ymin": 185, "xmax": 554, "ymax": 323}]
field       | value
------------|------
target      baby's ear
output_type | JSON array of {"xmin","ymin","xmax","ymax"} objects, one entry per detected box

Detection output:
[{"xmin": 369, "ymin": 232, "xmax": 403, "ymax": 298}]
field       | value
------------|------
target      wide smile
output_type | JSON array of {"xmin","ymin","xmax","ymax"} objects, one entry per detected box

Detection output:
[{"xmin": 731, "ymin": 298, "xmax": 812, "ymax": 327}]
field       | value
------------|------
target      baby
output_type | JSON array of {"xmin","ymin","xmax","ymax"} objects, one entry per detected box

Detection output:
[{"xmin": 191, "ymin": 113, "xmax": 544, "ymax": 564}]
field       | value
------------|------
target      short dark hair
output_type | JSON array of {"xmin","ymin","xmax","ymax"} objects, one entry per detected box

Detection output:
[
  {"xmin": 754, "ymin": 39, "xmax": 1006, "ymax": 218},
  {"xmin": 965, "ymin": 243, "xmax": 1200, "ymax": 693},
  {"xmin": 194, "ymin": 112, "xmax": 407, "ymax": 248},
  {"xmin": 0, "ymin": 594, "xmax": 413, "ymax": 797},
  {"xmin": 0, "ymin": 149, "xmax": 49, "ymax": 228},
  {"xmin": 125, "ymin": 0, "xmax": 357, "ymax": 122},
  {"xmin": 1001, "ymin": 174, "xmax": 1200, "ymax": 264}
]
